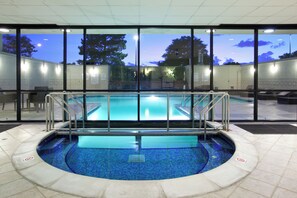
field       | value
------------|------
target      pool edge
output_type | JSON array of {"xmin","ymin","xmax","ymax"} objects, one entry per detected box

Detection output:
[{"xmin": 12, "ymin": 123, "xmax": 258, "ymax": 198}]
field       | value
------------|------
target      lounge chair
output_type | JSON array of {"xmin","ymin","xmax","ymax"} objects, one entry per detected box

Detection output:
[
  {"xmin": 0, "ymin": 89, "xmax": 17, "ymax": 110},
  {"xmin": 277, "ymin": 91, "xmax": 297, "ymax": 104}
]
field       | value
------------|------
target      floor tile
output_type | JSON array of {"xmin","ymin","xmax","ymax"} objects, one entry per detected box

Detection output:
[
  {"xmin": 272, "ymin": 187, "xmax": 297, "ymax": 198},
  {"xmin": 229, "ymin": 187, "xmax": 266, "ymax": 198},
  {"xmin": 278, "ymin": 177, "xmax": 297, "ymax": 193},
  {"xmin": 0, "ymin": 179, "xmax": 34, "ymax": 198},
  {"xmin": 249, "ymin": 169, "xmax": 281, "ymax": 186},
  {"xmin": 7, "ymin": 188, "xmax": 45, "ymax": 198},
  {"xmin": 0, "ymin": 171, "xmax": 22, "ymax": 186},
  {"xmin": 239, "ymin": 177, "xmax": 276, "ymax": 197}
]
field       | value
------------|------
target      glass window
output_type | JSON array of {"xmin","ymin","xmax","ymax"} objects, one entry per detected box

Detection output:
[
  {"xmin": 0, "ymin": 91, "xmax": 17, "ymax": 121},
  {"xmin": 21, "ymin": 29, "xmax": 63, "ymax": 90},
  {"xmin": 0, "ymin": 29, "xmax": 17, "ymax": 90},
  {"xmin": 194, "ymin": 29, "xmax": 210, "ymax": 90},
  {"xmin": 258, "ymin": 91, "xmax": 297, "ymax": 120},
  {"xmin": 85, "ymin": 29, "xmax": 137, "ymax": 90},
  {"xmin": 21, "ymin": 29, "xmax": 63, "ymax": 120},
  {"xmin": 213, "ymin": 30, "xmax": 254, "ymax": 90},
  {"xmin": 258, "ymin": 29, "xmax": 297, "ymax": 90},
  {"xmin": 67, "ymin": 29, "xmax": 83, "ymax": 90},
  {"xmin": 140, "ymin": 29, "xmax": 191, "ymax": 90}
]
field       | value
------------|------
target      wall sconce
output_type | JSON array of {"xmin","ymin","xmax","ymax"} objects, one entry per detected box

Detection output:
[
  {"xmin": 270, "ymin": 62, "xmax": 278, "ymax": 74},
  {"xmin": 55, "ymin": 64, "xmax": 62, "ymax": 75},
  {"xmin": 90, "ymin": 67, "xmax": 99, "ymax": 77},
  {"xmin": 250, "ymin": 67, "xmax": 256, "ymax": 74},
  {"xmin": 205, "ymin": 68, "xmax": 211, "ymax": 76},
  {"xmin": 21, "ymin": 59, "xmax": 29, "ymax": 72},
  {"xmin": 40, "ymin": 62, "xmax": 48, "ymax": 74}
]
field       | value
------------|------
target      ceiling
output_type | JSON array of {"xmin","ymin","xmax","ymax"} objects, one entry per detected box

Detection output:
[{"xmin": 1, "ymin": 0, "xmax": 297, "ymax": 26}]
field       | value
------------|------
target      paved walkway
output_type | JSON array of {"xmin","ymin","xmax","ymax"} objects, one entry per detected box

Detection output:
[{"xmin": 0, "ymin": 123, "xmax": 297, "ymax": 198}]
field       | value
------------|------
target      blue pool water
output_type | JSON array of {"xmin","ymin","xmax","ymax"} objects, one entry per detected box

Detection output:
[
  {"xmin": 86, "ymin": 95, "xmax": 189, "ymax": 121},
  {"xmin": 37, "ymin": 134, "xmax": 235, "ymax": 180},
  {"xmin": 71, "ymin": 95, "xmax": 251, "ymax": 121}
]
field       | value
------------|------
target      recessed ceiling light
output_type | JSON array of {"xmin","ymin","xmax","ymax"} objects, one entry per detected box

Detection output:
[
  {"xmin": 43, "ymin": 38, "xmax": 48, "ymax": 41},
  {"xmin": 61, "ymin": 29, "xmax": 71, "ymax": 33},
  {"xmin": 229, "ymin": 38, "xmax": 234, "ymax": 41},
  {"xmin": 37, "ymin": 43, "xmax": 42, "ymax": 47},
  {"xmin": 206, "ymin": 29, "xmax": 215, "ymax": 33},
  {"xmin": 264, "ymin": 29, "xmax": 274, "ymax": 33},
  {"xmin": 0, "ymin": 28, "xmax": 10, "ymax": 33}
]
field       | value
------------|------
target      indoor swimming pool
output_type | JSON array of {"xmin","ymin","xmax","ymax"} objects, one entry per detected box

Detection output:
[{"xmin": 37, "ymin": 134, "xmax": 235, "ymax": 180}]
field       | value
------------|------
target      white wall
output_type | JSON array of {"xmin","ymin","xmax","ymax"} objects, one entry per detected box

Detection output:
[{"xmin": 1, "ymin": 51, "xmax": 297, "ymax": 90}]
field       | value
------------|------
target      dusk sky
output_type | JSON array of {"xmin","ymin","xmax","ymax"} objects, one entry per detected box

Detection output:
[{"xmin": 22, "ymin": 32, "xmax": 297, "ymax": 66}]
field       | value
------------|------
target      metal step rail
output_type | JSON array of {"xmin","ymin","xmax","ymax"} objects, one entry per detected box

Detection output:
[
  {"xmin": 67, "ymin": 93, "xmax": 85, "ymax": 129},
  {"xmin": 45, "ymin": 94, "xmax": 77, "ymax": 141},
  {"xmin": 198, "ymin": 94, "xmax": 222, "ymax": 128},
  {"xmin": 201, "ymin": 93, "xmax": 229, "ymax": 140},
  {"xmin": 192, "ymin": 93, "xmax": 212, "ymax": 128}
]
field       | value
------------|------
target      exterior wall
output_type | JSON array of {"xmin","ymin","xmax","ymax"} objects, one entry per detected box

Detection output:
[
  {"xmin": 0, "ymin": 53, "xmax": 16, "ymax": 89},
  {"xmin": 1, "ymin": 51, "xmax": 297, "ymax": 90}
]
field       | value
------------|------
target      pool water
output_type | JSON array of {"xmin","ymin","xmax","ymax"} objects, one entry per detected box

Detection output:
[
  {"xmin": 86, "ymin": 95, "xmax": 189, "ymax": 121},
  {"xmin": 37, "ymin": 134, "xmax": 235, "ymax": 180}
]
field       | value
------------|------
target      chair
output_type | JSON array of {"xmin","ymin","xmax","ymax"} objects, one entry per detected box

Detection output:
[
  {"xmin": 27, "ymin": 86, "xmax": 49, "ymax": 112},
  {"xmin": 0, "ymin": 89, "xmax": 17, "ymax": 110}
]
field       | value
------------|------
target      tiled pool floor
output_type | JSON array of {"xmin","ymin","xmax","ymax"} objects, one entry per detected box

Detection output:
[{"xmin": 1, "ymin": 123, "xmax": 297, "ymax": 198}]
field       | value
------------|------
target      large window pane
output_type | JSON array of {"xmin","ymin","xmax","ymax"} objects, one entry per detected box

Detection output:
[
  {"xmin": 214, "ymin": 91, "xmax": 254, "ymax": 120},
  {"xmin": 213, "ymin": 30, "xmax": 254, "ymax": 90},
  {"xmin": 85, "ymin": 29, "xmax": 137, "ymax": 90},
  {"xmin": 0, "ymin": 29, "xmax": 17, "ymax": 120},
  {"xmin": 21, "ymin": 29, "xmax": 63, "ymax": 90},
  {"xmin": 258, "ymin": 91, "xmax": 297, "ymax": 120},
  {"xmin": 194, "ymin": 29, "xmax": 210, "ymax": 90},
  {"xmin": 258, "ymin": 29, "xmax": 297, "ymax": 90},
  {"xmin": 140, "ymin": 29, "xmax": 191, "ymax": 90},
  {"xmin": 21, "ymin": 29, "xmax": 63, "ymax": 120},
  {"xmin": 67, "ymin": 29, "xmax": 83, "ymax": 90},
  {"xmin": 0, "ymin": 29, "xmax": 16, "ymax": 90}
]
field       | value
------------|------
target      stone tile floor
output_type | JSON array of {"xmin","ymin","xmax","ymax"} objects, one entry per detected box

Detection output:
[{"xmin": 0, "ymin": 123, "xmax": 297, "ymax": 198}]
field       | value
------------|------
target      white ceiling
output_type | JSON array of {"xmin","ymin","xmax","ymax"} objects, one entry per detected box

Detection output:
[{"xmin": 1, "ymin": 0, "xmax": 297, "ymax": 26}]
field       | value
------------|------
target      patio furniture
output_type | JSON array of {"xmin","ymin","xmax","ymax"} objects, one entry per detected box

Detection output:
[
  {"xmin": 0, "ymin": 89, "xmax": 17, "ymax": 110},
  {"xmin": 277, "ymin": 91, "xmax": 297, "ymax": 104}
]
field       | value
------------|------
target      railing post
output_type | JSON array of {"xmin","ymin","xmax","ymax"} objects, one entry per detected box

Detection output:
[
  {"xmin": 167, "ymin": 93, "xmax": 170, "ymax": 132},
  {"xmin": 108, "ymin": 94, "xmax": 110, "ymax": 132}
]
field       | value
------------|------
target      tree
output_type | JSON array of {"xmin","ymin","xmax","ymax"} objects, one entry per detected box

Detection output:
[
  {"xmin": 2, "ymin": 35, "xmax": 37, "ymax": 57},
  {"xmin": 158, "ymin": 36, "xmax": 210, "ymax": 66},
  {"xmin": 77, "ymin": 34, "xmax": 127, "ymax": 66},
  {"xmin": 279, "ymin": 50, "xmax": 297, "ymax": 59}
]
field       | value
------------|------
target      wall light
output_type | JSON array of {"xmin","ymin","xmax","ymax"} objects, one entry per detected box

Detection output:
[
  {"xmin": 250, "ymin": 67, "xmax": 256, "ymax": 74},
  {"xmin": 40, "ymin": 62, "xmax": 48, "ymax": 74},
  {"xmin": 21, "ymin": 59, "xmax": 29, "ymax": 72},
  {"xmin": 264, "ymin": 29, "xmax": 275, "ymax": 33},
  {"xmin": 0, "ymin": 28, "xmax": 10, "ymax": 33},
  {"xmin": 270, "ymin": 62, "xmax": 278, "ymax": 74},
  {"xmin": 55, "ymin": 65, "xmax": 62, "ymax": 76},
  {"xmin": 90, "ymin": 67, "xmax": 99, "ymax": 77},
  {"xmin": 205, "ymin": 68, "xmax": 211, "ymax": 76}
]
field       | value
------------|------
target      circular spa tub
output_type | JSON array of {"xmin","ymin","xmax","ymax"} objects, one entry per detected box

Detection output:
[
  {"xmin": 37, "ymin": 133, "xmax": 235, "ymax": 180},
  {"xmin": 12, "ymin": 127, "xmax": 258, "ymax": 198}
]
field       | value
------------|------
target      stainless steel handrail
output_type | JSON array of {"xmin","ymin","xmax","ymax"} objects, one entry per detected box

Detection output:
[
  {"xmin": 45, "ymin": 94, "xmax": 76, "ymax": 141},
  {"xmin": 67, "ymin": 93, "xmax": 85, "ymax": 129},
  {"xmin": 45, "ymin": 91, "xmax": 230, "ymax": 141}
]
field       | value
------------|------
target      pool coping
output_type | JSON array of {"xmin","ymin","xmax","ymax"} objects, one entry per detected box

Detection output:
[{"xmin": 11, "ymin": 125, "xmax": 258, "ymax": 198}]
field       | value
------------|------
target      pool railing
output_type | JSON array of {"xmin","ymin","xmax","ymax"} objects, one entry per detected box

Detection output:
[{"xmin": 45, "ymin": 91, "xmax": 230, "ymax": 140}]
